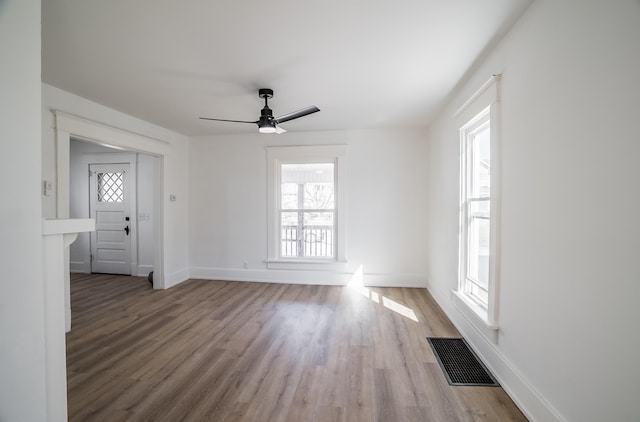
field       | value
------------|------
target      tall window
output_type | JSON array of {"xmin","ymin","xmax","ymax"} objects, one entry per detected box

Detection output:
[
  {"xmin": 460, "ymin": 109, "xmax": 491, "ymax": 307},
  {"xmin": 456, "ymin": 75, "xmax": 500, "ymax": 330},
  {"xmin": 267, "ymin": 146, "xmax": 347, "ymax": 269}
]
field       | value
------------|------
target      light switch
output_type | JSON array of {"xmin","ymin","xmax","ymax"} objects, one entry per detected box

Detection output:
[{"xmin": 43, "ymin": 180, "xmax": 53, "ymax": 196}]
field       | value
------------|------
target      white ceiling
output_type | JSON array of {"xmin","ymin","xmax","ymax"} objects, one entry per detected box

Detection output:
[{"xmin": 42, "ymin": 0, "xmax": 532, "ymax": 136}]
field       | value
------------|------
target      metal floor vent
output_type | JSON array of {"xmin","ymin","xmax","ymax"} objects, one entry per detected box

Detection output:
[{"xmin": 427, "ymin": 337, "xmax": 499, "ymax": 386}]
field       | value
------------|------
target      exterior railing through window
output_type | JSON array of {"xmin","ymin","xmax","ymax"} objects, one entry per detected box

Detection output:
[{"xmin": 281, "ymin": 225, "xmax": 334, "ymax": 258}]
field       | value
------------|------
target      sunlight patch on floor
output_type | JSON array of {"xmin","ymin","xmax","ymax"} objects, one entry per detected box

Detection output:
[{"xmin": 348, "ymin": 265, "xmax": 418, "ymax": 322}]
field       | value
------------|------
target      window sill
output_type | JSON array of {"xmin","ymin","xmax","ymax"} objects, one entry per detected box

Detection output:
[
  {"xmin": 265, "ymin": 259, "xmax": 347, "ymax": 271},
  {"xmin": 451, "ymin": 290, "xmax": 499, "ymax": 342}
]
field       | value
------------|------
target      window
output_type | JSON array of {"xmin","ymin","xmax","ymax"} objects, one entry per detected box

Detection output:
[
  {"xmin": 281, "ymin": 163, "xmax": 335, "ymax": 258},
  {"xmin": 267, "ymin": 146, "xmax": 347, "ymax": 270},
  {"xmin": 455, "ymin": 75, "xmax": 501, "ymax": 331},
  {"xmin": 460, "ymin": 110, "xmax": 491, "ymax": 307},
  {"xmin": 97, "ymin": 172, "xmax": 124, "ymax": 203}
]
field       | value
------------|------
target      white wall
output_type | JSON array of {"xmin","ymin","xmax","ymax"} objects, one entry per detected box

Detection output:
[
  {"xmin": 42, "ymin": 84, "xmax": 190, "ymax": 287},
  {"xmin": 189, "ymin": 129, "xmax": 429, "ymax": 287},
  {"xmin": 137, "ymin": 153, "xmax": 156, "ymax": 275},
  {"xmin": 69, "ymin": 140, "xmax": 156, "ymax": 276},
  {"xmin": 426, "ymin": 1, "xmax": 640, "ymax": 421},
  {"xmin": 0, "ymin": 0, "xmax": 48, "ymax": 420}
]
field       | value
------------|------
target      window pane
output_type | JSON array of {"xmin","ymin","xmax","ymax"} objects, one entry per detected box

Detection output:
[
  {"xmin": 281, "ymin": 163, "xmax": 334, "ymax": 210},
  {"xmin": 303, "ymin": 182, "xmax": 334, "ymax": 209},
  {"xmin": 303, "ymin": 211, "xmax": 334, "ymax": 257},
  {"xmin": 467, "ymin": 200, "xmax": 490, "ymax": 289},
  {"xmin": 280, "ymin": 211, "xmax": 334, "ymax": 258},
  {"xmin": 469, "ymin": 283, "xmax": 488, "ymax": 306},
  {"xmin": 281, "ymin": 211, "xmax": 299, "ymax": 257},
  {"xmin": 470, "ymin": 124, "xmax": 490, "ymax": 198},
  {"xmin": 97, "ymin": 172, "xmax": 124, "ymax": 203},
  {"xmin": 281, "ymin": 182, "xmax": 298, "ymax": 209}
]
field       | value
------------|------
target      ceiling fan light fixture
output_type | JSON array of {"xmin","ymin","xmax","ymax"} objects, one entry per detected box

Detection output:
[{"xmin": 258, "ymin": 125, "xmax": 276, "ymax": 133}]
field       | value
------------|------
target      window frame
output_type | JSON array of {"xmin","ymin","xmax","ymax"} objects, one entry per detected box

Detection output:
[
  {"xmin": 266, "ymin": 145, "xmax": 347, "ymax": 270},
  {"xmin": 454, "ymin": 75, "xmax": 501, "ymax": 333}
]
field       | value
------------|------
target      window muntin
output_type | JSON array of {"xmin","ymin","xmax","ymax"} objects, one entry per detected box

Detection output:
[{"xmin": 461, "ymin": 110, "xmax": 491, "ymax": 309}]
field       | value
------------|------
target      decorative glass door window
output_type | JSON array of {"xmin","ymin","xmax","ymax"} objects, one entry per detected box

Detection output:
[{"xmin": 97, "ymin": 172, "xmax": 124, "ymax": 203}]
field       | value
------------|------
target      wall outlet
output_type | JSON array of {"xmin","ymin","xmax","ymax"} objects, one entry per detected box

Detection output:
[{"xmin": 242, "ymin": 261, "xmax": 248, "ymax": 269}]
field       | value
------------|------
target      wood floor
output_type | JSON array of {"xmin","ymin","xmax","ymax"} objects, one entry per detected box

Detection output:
[{"xmin": 66, "ymin": 274, "xmax": 527, "ymax": 421}]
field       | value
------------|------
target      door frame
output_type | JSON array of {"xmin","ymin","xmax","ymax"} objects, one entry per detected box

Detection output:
[
  {"xmin": 53, "ymin": 111, "xmax": 168, "ymax": 289},
  {"xmin": 85, "ymin": 155, "xmax": 137, "ymax": 275}
]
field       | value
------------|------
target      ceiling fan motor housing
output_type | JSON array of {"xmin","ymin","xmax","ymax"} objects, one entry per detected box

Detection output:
[{"xmin": 258, "ymin": 88, "xmax": 274, "ymax": 99}]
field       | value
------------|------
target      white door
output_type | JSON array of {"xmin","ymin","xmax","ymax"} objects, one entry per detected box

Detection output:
[{"xmin": 89, "ymin": 163, "xmax": 132, "ymax": 275}]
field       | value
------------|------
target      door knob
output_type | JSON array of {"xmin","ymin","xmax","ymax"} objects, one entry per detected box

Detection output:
[{"xmin": 124, "ymin": 225, "xmax": 130, "ymax": 235}]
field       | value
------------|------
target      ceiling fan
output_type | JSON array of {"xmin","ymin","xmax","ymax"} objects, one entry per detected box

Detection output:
[{"xmin": 200, "ymin": 88, "xmax": 320, "ymax": 134}]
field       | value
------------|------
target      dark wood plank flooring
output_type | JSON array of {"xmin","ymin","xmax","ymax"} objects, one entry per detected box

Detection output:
[{"xmin": 66, "ymin": 273, "xmax": 527, "ymax": 421}]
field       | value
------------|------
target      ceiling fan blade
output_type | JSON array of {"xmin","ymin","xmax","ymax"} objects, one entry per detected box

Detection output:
[
  {"xmin": 199, "ymin": 117, "xmax": 258, "ymax": 124},
  {"xmin": 275, "ymin": 125, "xmax": 287, "ymax": 134},
  {"xmin": 274, "ymin": 106, "xmax": 320, "ymax": 124}
]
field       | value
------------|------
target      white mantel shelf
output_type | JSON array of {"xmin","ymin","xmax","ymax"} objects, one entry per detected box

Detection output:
[{"xmin": 42, "ymin": 218, "xmax": 95, "ymax": 422}]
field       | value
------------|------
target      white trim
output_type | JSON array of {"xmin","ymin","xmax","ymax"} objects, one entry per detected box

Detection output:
[
  {"xmin": 164, "ymin": 268, "xmax": 189, "ymax": 289},
  {"xmin": 42, "ymin": 218, "xmax": 95, "ymax": 422},
  {"xmin": 191, "ymin": 267, "xmax": 350, "ymax": 285},
  {"xmin": 455, "ymin": 74, "xmax": 501, "ymax": 126},
  {"xmin": 53, "ymin": 111, "xmax": 167, "ymax": 289},
  {"xmin": 428, "ymin": 284, "xmax": 566, "ymax": 422},
  {"xmin": 359, "ymin": 273, "xmax": 427, "ymax": 288},
  {"xmin": 137, "ymin": 265, "xmax": 154, "ymax": 277},
  {"xmin": 190, "ymin": 267, "xmax": 427, "ymax": 288},
  {"xmin": 55, "ymin": 111, "xmax": 171, "ymax": 153},
  {"xmin": 451, "ymin": 290, "xmax": 498, "ymax": 341},
  {"xmin": 69, "ymin": 261, "xmax": 89, "ymax": 273},
  {"xmin": 457, "ymin": 76, "xmax": 502, "ymax": 334},
  {"xmin": 265, "ymin": 259, "xmax": 348, "ymax": 271}
]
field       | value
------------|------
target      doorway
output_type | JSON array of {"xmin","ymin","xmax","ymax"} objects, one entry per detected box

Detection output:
[
  {"xmin": 69, "ymin": 139, "xmax": 157, "ymax": 278},
  {"xmin": 54, "ymin": 110, "xmax": 168, "ymax": 289}
]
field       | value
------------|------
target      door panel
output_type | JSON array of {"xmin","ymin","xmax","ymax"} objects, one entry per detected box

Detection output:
[{"xmin": 90, "ymin": 163, "xmax": 131, "ymax": 275}]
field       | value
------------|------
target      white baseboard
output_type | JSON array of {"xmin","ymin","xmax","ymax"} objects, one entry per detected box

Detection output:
[
  {"xmin": 65, "ymin": 308, "xmax": 71, "ymax": 333},
  {"xmin": 69, "ymin": 261, "xmax": 89, "ymax": 273},
  {"xmin": 136, "ymin": 265, "xmax": 154, "ymax": 277},
  {"xmin": 190, "ymin": 267, "xmax": 349, "ymax": 285},
  {"xmin": 362, "ymin": 273, "xmax": 427, "ymax": 288},
  {"xmin": 189, "ymin": 266, "xmax": 427, "ymax": 288},
  {"xmin": 163, "ymin": 268, "xmax": 189, "ymax": 289},
  {"xmin": 427, "ymin": 283, "xmax": 565, "ymax": 422}
]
